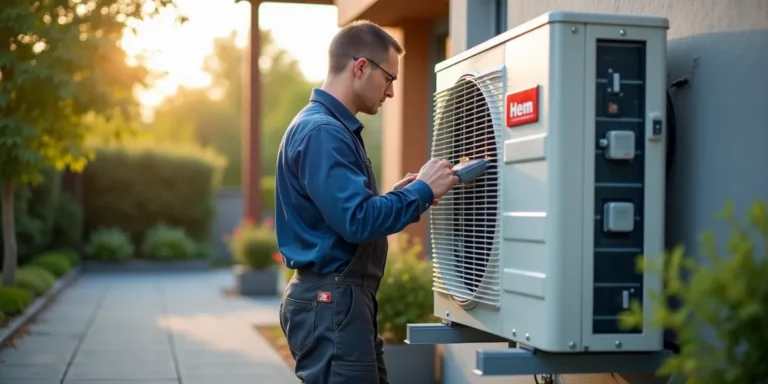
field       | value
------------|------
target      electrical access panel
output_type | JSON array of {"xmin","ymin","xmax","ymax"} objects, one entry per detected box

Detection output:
[{"xmin": 429, "ymin": 11, "xmax": 669, "ymax": 353}]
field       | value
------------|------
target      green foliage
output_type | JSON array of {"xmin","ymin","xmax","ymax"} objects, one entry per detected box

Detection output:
[
  {"xmin": 0, "ymin": 181, "xmax": 45, "ymax": 261},
  {"xmin": 141, "ymin": 223, "xmax": 197, "ymax": 261},
  {"xmin": 82, "ymin": 142, "xmax": 225, "ymax": 245},
  {"xmin": 261, "ymin": 176, "xmax": 276, "ymax": 216},
  {"xmin": 25, "ymin": 168, "xmax": 62, "ymax": 238},
  {"xmin": 49, "ymin": 191, "xmax": 84, "ymax": 249},
  {"xmin": 29, "ymin": 253, "xmax": 71, "ymax": 278},
  {"xmin": 0, "ymin": 0, "xmax": 181, "ymax": 286},
  {"xmin": 13, "ymin": 265, "xmax": 56, "ymax": 297},
  {"xmin": 0, "ymin": 169, "xmax": 69, "ymax": 259},
  {"xmin": 145, "ymin": 30, "xmax": 360, "ymax": 190},
  {"xmin": 377, "ymin": 235, "xmax": 435, "ymax": 344},
  {"xmin": 51, "ymin": 248, "xmax": 81, "ymax": 266},
  {"xmin": 227, "ymin": 219, "xmax": 278, "ymax": 270},
  {"xmin": 620, "ymin": 200, "xmax": 768, "ymax": 384},
  {"xmin": 0, "ymin": 286, "xmax": 34, "ymax": 316},
  {"xmin": 194, "ymin": 241, "xmax": 216, "ymax": 260},
  {"xmin": 84, "ymin": 227, "xmax": 135, "ymax": 262},
  {"xmin": 0, "ymin": 0, "xmax": 181, "ymax": 185}
]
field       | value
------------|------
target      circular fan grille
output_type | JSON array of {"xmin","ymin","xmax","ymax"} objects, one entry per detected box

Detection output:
[{"xmin": 430, "ymin": 75, "xmax": 501, "ymax": 306}]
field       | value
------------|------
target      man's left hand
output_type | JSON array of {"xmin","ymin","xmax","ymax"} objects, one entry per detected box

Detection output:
[{"xmin": 392, "ymin": 173, "xmax": 417, "ymax": 191}]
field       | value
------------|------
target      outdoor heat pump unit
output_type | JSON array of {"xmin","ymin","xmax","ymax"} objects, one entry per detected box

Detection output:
[{"xmin": 426, "ymin": 11, "xmax": 669, "ymax": 356}]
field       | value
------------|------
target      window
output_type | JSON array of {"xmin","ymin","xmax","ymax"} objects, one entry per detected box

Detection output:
[{"xmin": 493, "ymin": 0, "xmax": 507, "ymax": 35}]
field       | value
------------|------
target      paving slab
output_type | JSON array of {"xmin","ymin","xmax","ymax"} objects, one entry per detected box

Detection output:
[{"xmin": 0, "ymin": 269, "xmax": 300, "ymax": 383}]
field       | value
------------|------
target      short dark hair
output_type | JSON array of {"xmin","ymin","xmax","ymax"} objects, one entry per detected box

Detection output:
[{"xmin": 328, "ymin": 20, "xmax": 404, "ymax": 75}]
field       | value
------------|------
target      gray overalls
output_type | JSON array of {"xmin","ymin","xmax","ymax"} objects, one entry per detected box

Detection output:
[{"xmin": 279, "ymin": 125, "xmax": 390, "ymax": 384}]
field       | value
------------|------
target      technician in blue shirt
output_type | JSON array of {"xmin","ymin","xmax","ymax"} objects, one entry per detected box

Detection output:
[{"xmin": 275, "ymin": 20, "xmax": 458, "ymax": 384}]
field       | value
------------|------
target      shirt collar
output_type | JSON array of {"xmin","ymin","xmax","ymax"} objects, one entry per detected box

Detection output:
[{"xmin": 310, "ymin": 88, "xmax": 364, "ymax": 133}]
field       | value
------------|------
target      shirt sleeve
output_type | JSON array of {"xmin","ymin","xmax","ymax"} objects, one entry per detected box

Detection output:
[{"xmin": 292, "ymin": 123, "xmax": 434, "ymax": 244}]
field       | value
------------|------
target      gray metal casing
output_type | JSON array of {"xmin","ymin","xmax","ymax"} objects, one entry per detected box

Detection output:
[{"xmin": 429, "ymin": 11, "xmax": 669, "ymax": 353}]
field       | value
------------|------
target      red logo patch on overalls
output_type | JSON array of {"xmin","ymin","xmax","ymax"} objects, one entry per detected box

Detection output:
[{"xmin": 317, "ymin": 291, "xmax": 332, "ymax": 303}]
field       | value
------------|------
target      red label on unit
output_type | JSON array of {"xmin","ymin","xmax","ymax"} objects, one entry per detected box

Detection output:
[{"xmin": 506, "ymin": 86, "xmax": 539, "ymax": 128}]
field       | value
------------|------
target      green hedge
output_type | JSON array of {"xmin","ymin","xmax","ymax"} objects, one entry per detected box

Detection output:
[
  {"xmin": 82, "ymin": 142, "xmax": 226, "ymax": 244},
  {"xmin": 29, "ymin": 252, "xmax": 72, "ymax": 278}
]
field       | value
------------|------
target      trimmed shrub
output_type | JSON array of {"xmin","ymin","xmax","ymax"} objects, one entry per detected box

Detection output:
[
  {"xmin": 82, "ymin": 142, "xmax": 226, "ymax": 245},
  {"xmin": 141, "ymin": 223, "xmax": 197, "ymax": 261},
  {"xmin": 226, "ymin": 219, "xmax": 278, "ymax": 270},
  {"xmin": 14, "ymin": 266, "xmax": 56, "ymax": 296},
  {"xmin": 84, "ymin": 227, "xmax": 135, "ymax": 262},
  {"xmin": 0, "ymin": 287, "xmax": 34, "ymax": 316},
  {"xmin": 52, "ymin": 248, "xmax": 81, "ymax": 266},
  {"xmin": 376, "ymin": 235, "xmax": 435, "ymax": 345},
  {"xmin": 620, "ymin": 200, "xmax": 768, "ymax": 383},
  {"xmin": 29, "ymin": 253, "xmax": 71, "ymax": 278},
  {"xmin": 194, "ymin": 241, "xmax": 215, "ymax": 260}
]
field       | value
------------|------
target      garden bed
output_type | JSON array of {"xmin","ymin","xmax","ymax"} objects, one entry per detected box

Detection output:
[{"xmin": 0, "ymin": 266, "xmax": 81, "ymax": 347}]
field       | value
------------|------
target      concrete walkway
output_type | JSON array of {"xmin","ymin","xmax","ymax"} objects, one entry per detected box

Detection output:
[{"xmin": 0, "ymin": 269, "xmax": 299, "ymax": 384}]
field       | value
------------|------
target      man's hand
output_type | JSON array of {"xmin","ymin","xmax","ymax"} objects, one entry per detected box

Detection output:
[
  {"xmin": 393, "ymin": 172, "xmax": 441, "ymax": 205},
  {"xmin": 392, "ymin": 173, "xmax": 417, "ymax": 191},
  {"xmin": 417, "ymin": 158, "xmax": 460, "ymax": 199}
]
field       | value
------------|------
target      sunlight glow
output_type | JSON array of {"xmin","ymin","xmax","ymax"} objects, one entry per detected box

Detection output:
[{"xmin": 120, "ymin": 0, "xmax": 339, "ymax": 120}]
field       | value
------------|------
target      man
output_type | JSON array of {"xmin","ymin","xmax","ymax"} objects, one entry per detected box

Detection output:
[{"xmin": 274, "ymin": 20, "xmax": 459, "ymax": 384}]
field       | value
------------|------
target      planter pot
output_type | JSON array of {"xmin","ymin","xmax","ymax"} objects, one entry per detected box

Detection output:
[
  {"xmin": 233, "ymin": 265, "xmax": 279, "ymax": 296},
  {"xmin": 383, "ymin": 343, "xmax": 435, "ymax": 384}
]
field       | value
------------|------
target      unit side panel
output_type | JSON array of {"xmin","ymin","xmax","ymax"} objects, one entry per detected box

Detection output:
[
  {"xmin": 581, "ymin": 24, "xmax": 666, "ymax": 353},
  {"xmin": 432, "ymin": 43, "xmax": 507, "ymax": 337},
  {"xmin": 539, "ymin": 22, "xmax": 588, "ymax": 353},
  {"xmin": 499, "ymin": 24, "xmax": 553, "ymax": 345}
]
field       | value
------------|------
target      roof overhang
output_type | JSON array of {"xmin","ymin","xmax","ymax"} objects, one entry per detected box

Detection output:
[
  {"xmin": 334, "ymin": 0, "xmax": 448, "ymax": 26},
  {"xmin": 237, "ymin": 0, "xmax": 334, "ymax": 5}
]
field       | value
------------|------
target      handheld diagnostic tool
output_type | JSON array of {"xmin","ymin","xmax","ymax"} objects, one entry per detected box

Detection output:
[{"xmin": 452, "ymin": 158, "xmax": 489, "ymax": 184}]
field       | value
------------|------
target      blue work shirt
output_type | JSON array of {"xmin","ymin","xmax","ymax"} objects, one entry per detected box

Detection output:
[{"xmin": 274, "ymin": 88, "xmax": 434, "ymax": 274}]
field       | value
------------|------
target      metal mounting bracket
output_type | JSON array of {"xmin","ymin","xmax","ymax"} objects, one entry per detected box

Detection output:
[{"xmin": 406, "ymin": 322, "xmax": 675, "ymax": 377}]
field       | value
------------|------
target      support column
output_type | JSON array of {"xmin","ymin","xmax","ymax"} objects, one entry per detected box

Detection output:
[
  {"xmin": 382, "ymin": 22, "xmax": 431, "ymax": 253},
  {"xmin": 449, "ymin": 0, "xmax": 496, "ymax": 54},
  {"xmin": 242, "ymin": 0, "xmax": 262, "ymax": 221}
]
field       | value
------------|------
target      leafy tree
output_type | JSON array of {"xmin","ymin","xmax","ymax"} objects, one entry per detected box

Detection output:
[
  {"xmin": 0, "ymin": 0, "xmax": 181, "ymax": 285},
  {"xmin": 148, "ymin": 27, "xmax": 384, "ymax": 186},
  {"xmin": 148, "ymin": 30, "xmax": 320, "ymax": 184},
  {"xmin": 621, "ymin": 200, "xmax": 768, "ymax": 383}
]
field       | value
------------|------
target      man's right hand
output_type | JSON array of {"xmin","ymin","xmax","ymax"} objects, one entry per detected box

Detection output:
[{"xmin": 417, "ymin": 158, "xmax": 460, "ymax": 199}]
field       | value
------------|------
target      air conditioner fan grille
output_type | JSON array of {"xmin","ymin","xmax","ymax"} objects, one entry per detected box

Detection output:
[{"xmin": 430, "ymin": 70, "xmax": 503, "ymax": 307}]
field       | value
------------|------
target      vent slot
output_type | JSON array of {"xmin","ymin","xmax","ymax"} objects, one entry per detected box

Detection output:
[{"xmin": 430, "ymin": 70, "xmax": 504, "ymax": 308}]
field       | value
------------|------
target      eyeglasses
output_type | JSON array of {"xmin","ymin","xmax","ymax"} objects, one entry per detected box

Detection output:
[{"xmin": 353, "ymin": 56, "xmax": 396, "ymax": 86}]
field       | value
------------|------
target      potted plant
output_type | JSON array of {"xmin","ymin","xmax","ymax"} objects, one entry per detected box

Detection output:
[
  {"xmin": 226, "ymin": 217, "xmax": 280, "ymax": 296},
  {"xmin": 377, "ymin": 235, "xmax": 438, "ymax": 384},
  {"xmin": 620, "ymin": 200, "xmax": 768, "ymax": 384}
]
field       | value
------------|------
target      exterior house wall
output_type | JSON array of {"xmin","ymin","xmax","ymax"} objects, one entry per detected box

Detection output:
[{"xmin": 440, "ymin": 0, "xmax": 768, "ymax": 383}]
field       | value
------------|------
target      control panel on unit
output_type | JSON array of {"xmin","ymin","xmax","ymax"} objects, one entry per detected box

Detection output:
[{"xmin": 592, "ymin": 39, "xmax": 647, "ymax": 335}]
